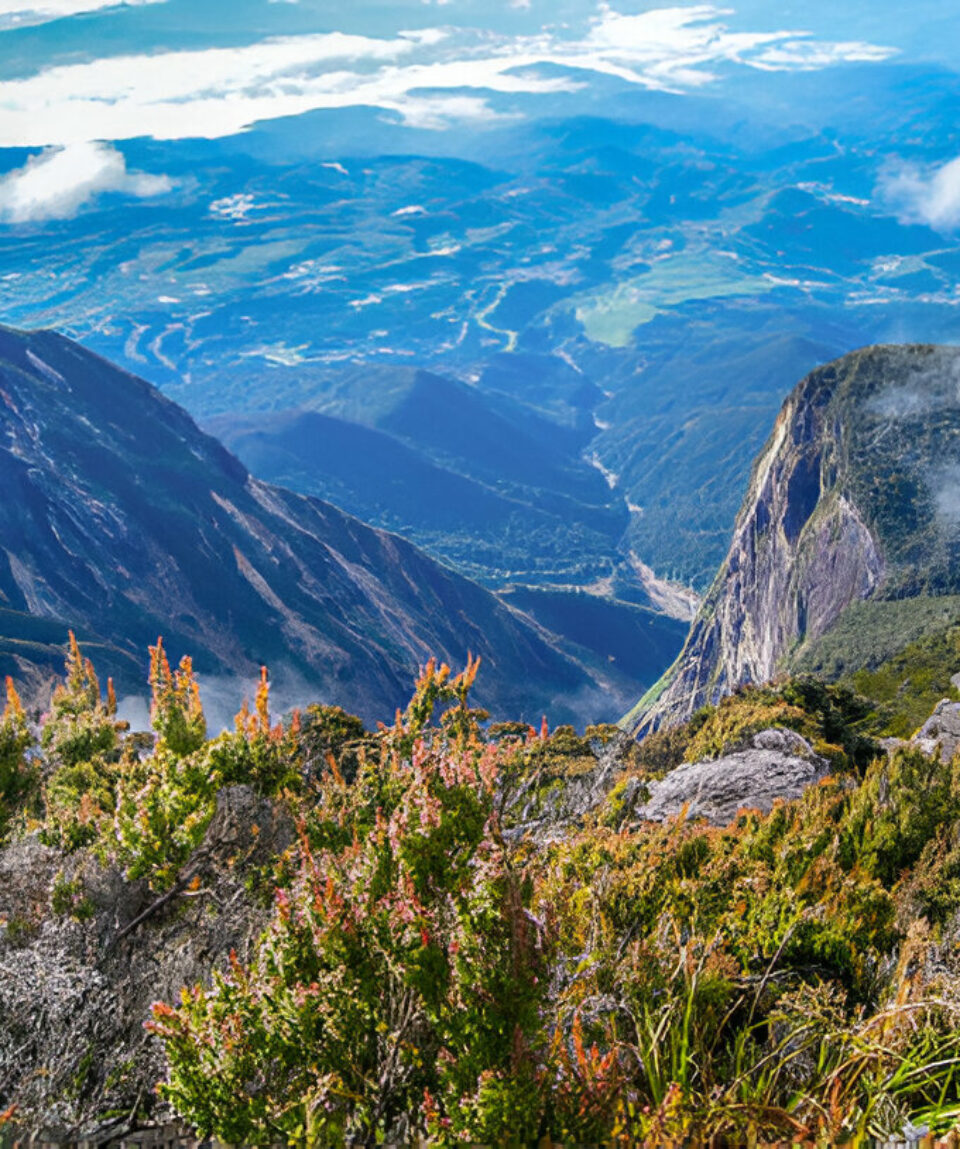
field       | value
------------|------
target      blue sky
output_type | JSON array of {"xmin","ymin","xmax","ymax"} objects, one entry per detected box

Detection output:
[
  {"xmin": 0, "ymin": 0, "xmax": 927, "ymax": 147},
  {"xmin": 0, "ymin": 1, "xmax": 958, "ymax": 228}
]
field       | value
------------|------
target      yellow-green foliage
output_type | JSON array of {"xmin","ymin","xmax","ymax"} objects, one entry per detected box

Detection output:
[
  {"xmin": 638, "ymin": 676, "xmax": 880, "ymax": 778},
  {"xmin": 42, "ymin": 632, "xmax": 128, "ymax": 850},
  {"xmin": 848, "ymin": 624, "xmax": 960, "ymax": 737},
  {"xmin": 535, "ymin": 752, "xmax": 960, "ymax": 1143},
  {"xmin": 149, "ymin": 639, "xmax": 207, "ymax": 757},
  {"xmin": 685, "ymin": 693, "xmax": 816, "ymax": 760},
  {"xmin": 147, "ymin": 662, "xmax": 960, "ymax": 1146},
  {"xmin": 12, "ymin": 637, "xmax": 960, "ymax": 1145},
  {"xmin": 150, "ymin": 658, "xmax": 552, "ymax": 1147},
  {"xmin": 0, "ymin": 676, "xmax": 37, "ymax": 840},
  {"xmin": 113, "ymin": 662, "xmax": 303, "ymax": 890},
  {"xmin": 38, "ymin": 636, "xmax": 305, "ymax": 889}
]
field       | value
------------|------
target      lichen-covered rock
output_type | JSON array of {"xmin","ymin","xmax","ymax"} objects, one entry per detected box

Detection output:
[
  {"xmin": 0, "ymin": 785, "xmax": 293, "ymax": 1140},
  {"xmin": 634, "ymin": 728, "xmax": 830, "ymax": 827},
  {"xmin": 913, "ymin": 700, "xmax": 960, "ymax": 762}
]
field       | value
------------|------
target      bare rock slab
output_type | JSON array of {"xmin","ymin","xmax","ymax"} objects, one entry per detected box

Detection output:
[
  {"xmin": 636, "ymin": 728, "xmax": 830, "ymax": 827},
  {"xmin": 913, "ymin": 700, "xmax": 960, "ymax": 762}
]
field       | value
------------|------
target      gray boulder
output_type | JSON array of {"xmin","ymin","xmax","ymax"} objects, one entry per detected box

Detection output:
[
  {"xmin": 913, "ymin": 700, "xmax": 960, "ymax": 762},
  {"xmin": 636, "ymin": 727, "xmax": 830, "ymax": 827}
]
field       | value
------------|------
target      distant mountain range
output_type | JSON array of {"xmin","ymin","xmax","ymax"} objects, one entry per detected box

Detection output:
[
  {"xmin": 6, "ymin": 61, "xmax": 960, "ymax": 601},
  {"xmin": 0, "ymin": 324, "xmax": 684, "ymax": 724}
]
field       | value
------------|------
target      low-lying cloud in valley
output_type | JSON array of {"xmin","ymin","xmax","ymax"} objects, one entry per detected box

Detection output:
[
  {"xmin": 0, "ymin": 141, "xmax": 172, "ymax": 222},
  {"xmin": 117, "ymin": 664, "xmax": 326, "ymax": 737}
]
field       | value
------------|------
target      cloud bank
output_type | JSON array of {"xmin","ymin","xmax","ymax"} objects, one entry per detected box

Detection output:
[
  {"xmin": 0, "ymin": 0, "xmax": 164, "ymax": 31},
  {"xmin": 0, "ymin": 5, "xmax": 897, "ymax": 148},
  {"xmin": 880, "ymin": 155, "xmax": 960, "ymax": 232},
  {"xmin": 0, "ymin": 141, "xmax": 172, "ymax": 222}
]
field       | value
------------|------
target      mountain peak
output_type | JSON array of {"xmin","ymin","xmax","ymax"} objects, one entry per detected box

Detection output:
[{"xmin": 627, "ymin": 343, "xmax": 960, "ymax": 734}]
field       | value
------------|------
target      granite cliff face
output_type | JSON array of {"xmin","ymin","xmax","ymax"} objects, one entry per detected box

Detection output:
[{"xmin": 628, "ymin": 345, "xmax": 960, "ymax": 734}]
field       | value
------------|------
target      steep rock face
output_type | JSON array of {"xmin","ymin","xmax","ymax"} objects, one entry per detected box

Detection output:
[
  {"xmin": 629, "ymin": 345, "xmax": 960, "ymax": 734},
  {"xmin": 0, "ymin": 325, "xmax": 607, "ymax": 724}
]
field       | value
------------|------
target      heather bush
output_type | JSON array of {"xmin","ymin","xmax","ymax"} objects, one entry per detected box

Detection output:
[
  {"xmin": 150, "ymin": 659, "xmax": 554, "ymax": 1145},
  {"xmin": 147, "ymin": 654, "xmax": 960, "ymax": 1145},
  {"xmin": 42, "ymin": 632, "xmax": 128, "ymax": 849},
  {"xmin": 112, "ymin": 651, "xmax": 301, "ymax": 890},
  {"xmin": 0, "ymin": 676, "xmax": 36, "ymax": 840},
  {"xmin": 7, "ymin": 634, "xmax": 960, "ymax": 1144}
]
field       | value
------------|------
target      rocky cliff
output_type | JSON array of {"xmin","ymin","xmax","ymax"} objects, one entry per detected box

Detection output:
[{"xmin": 627, "ymin": 344, "xmax": 960, "ymax": 734}]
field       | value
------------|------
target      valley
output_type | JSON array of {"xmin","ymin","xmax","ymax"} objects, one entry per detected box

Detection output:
[
  {"xmin": 4, "ymin": 61, "xmax": 960, "ymax": 608},
  {"xmin": 5, "ymin": 2, "xmax": 960, "ymax": 1140},
  {"xmin": 0, "ymin": 323, "xmax": 650, "ymax": 725}
]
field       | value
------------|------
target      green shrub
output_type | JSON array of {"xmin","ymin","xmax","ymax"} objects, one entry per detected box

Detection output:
[
  {"xmin": 41, "ymin": 633, "xmax": 127, "ymax": 850},
  {"xmin": 112, "ymin": 660, "xmax": 299, "ymax": 890},
  {"xmin": 51, "ymin": 871, "xmax": 95, "ymax": 921},
  {"xmin": 149, "ymin": 659, "xmax": 553, "ymax": 1147},
  {"xmin": 7, "ymin": 637, "xmax": 960, "ymax": 1145},
  {"xmin": 0, "ymin": 676, "xmax": 37, "ymax": 840}
]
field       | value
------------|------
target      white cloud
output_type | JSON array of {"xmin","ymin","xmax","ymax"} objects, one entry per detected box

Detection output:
[
  {"xmin": 751, "ymin": 39, "xmax": 897, "ymax": 70},
  {"xmin": 0, "ymin": 0, "xmax": 164, "ymax": 31},
  {"xmin": 0, "ymin": 31, "xmax": 435, "ymax": 146},
  {"xmin": 387, "ymin": 93, "xmax": 519, "ymax": 130},
  {"xmin": 880, "ymin": 155, "xmax": 960, "ymax": 232},
  {"xmin": 0, "ymin": 141, "xmax": 172, "ymax": 222},
  {"xmin": 0, "ymin": 6, "xmax": 896, "ymax": 147}
]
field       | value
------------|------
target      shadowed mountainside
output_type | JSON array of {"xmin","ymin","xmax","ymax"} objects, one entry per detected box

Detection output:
[{"xmin": 0, "ymin": 324, "xmax": 636, "ymax": 725}]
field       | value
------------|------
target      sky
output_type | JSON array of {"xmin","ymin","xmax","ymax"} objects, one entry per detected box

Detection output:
[
  {"xmin": 0, "ymin": 1, "xmax": 958, "ymax": 227},
  {"xmin": 0, "ymin": 1, "xmax": 912, "ymax": 148}
]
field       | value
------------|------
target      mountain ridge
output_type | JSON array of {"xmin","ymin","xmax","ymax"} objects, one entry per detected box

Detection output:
[{"xmin": 0, "ymin": 324, "xmax": 644, "ymax": 725}]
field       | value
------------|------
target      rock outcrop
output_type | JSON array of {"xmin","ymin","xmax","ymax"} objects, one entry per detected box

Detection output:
[
  {"xmin": 505, "ymin": 726, "xmax": 832, "ymax": 840},
  {"xmin": 635, "ymin": 728, "xmax": 830, "ymax": 827},
  {"xmin": 913, "ymin": 700, "xmax": 960, "ymax": 762},
  {"xmin": 627, "ymin": 345, "xmax": 960, "ymax": 735}
]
